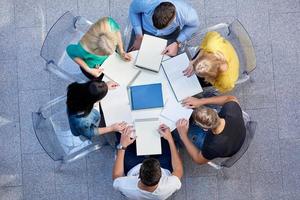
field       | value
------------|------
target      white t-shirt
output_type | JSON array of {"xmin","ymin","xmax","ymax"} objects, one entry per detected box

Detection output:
[{"xmin": 113, "ymin": 163, "xmax": 181, "ymax": 200}]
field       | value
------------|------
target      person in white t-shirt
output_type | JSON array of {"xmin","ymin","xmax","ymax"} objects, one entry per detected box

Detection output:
[{"xmin": 112, "ymin": 125, "xmax": 183, "ymax": 200}]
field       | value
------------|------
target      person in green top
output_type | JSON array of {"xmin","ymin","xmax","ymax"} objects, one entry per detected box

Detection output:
[{"xmin": 67, "ymin": 17, "xmax": 131, "ymax": 79}]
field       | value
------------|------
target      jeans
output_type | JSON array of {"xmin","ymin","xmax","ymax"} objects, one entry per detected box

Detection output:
[
  {"xmin": 172, "ymin": 119, "xmax": 207, "ymax": 150},
  {"xmin": 116, "ymin": 133, "xmax": 172, "ymax": 175}
]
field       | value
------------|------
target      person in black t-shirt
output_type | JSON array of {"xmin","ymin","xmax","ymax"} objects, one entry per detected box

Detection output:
[{"xmin": 176, "ymin": 95, "xmax": 246, "ymax": 164}]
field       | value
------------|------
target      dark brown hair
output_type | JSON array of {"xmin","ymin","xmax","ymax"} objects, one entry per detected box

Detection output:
[
  {"xmin": 139, "ymin": 158, "xmax": 162, "ymax": 186},
  {"xmin": 152, "ymin": 2, "xmax": 176, "ymax": 29}
]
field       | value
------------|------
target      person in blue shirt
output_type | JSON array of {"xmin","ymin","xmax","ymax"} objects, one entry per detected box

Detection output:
[
  {"xmin": 67, "ymin": 80, "xmax": 127, "ymax": 140},
  {"xmin": 128, "ymin": 0, "xmax": 200, "ymax": 56}
]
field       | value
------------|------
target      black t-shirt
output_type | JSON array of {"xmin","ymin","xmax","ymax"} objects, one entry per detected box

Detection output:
[{"xmin": 201, "ymin": 102, "xmax": 246, "ymax": 160}]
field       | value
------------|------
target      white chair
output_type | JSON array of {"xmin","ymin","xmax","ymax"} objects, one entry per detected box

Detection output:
[{"xmin": 40, "ymin": 11, "xmax": 92, "ymax": 83}]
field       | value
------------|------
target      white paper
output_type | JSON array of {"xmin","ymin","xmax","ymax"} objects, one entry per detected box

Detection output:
[
  {"xmin": 101, "ymin": 86, "xmax": 134, "ymax": 126},
  {"xmin": 162, "ymin": 53, "xmax": 203, "ymax": 101},
  {"xmin": 160, "ymin": 97, "xmax": 193, "ymax": 123},
  {"xmin": 135, "ymin": 118, "xmax": 162, "ymax": 156},
  {"xmin": 101, "ymin": 51, "xmax": 141, "ymax": 86},
  {"xmin": 135, "ymin": 34, "xmax": 167, "ymax": 72}
]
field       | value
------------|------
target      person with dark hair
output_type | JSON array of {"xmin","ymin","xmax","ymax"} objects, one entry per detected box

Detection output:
[
  {"xmin": 112, "ymin": 125, "xmax": 183, "ymax": 200},
  {"xmin": 175, "ymin": 95, "xmax": 246, "ymax": 165},
  {"xmin": 128, "ymin": 0, "xmax": 200, "ymax": 56},
  {"xmin": 67, "ymin": 80, "xmax": 127, "ymax": 140}
]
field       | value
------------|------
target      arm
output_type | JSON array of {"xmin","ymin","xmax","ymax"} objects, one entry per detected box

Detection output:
[
  {"xmin": 182, "ymin": 95, "xmax": 239, "ymax": 109},
  {"xmin": 98, "ymin": 122, "xmax": 127, "ymax": 135},
  {"xmin": 158, "ymin": 125, "xmax": 183, "ymax": 179},
  {"xmin": 176, "ymin": 119, "xmax": 208, "ymax": 165},
  {"xmin": 74, "ymin": 57, "xmax": 103, "ymax": 77},
  {"xmin": 129, "ymin": 0, "xmax": 144, "ymax": 36},
  {"xmin": 112, "ymin": 126, "xmax": 136, "ymax": 180},
  {"xmin": 116, "ymin": 31, "xmax": 132, "ymax": 61}
]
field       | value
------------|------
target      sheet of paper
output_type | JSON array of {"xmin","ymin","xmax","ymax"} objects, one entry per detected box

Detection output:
[
  {"xmin": 101, "ymin": 86, "xmax": 133, "ymax": 126},
  {"xmin": 162, "ymin": 53, "xmax": 203, "ymax": 101},
  {"xmin": 135, "ymin": 34, "xmax": 167, "ymax": 72},
  {"xmin": 160, "ymin": 97, "xmax": 193, "ymax": 123},
  {"xmin": 101, "ymin": 51, "xmax": 141, "ymax": 86},
  {"xmin": 135, "ymin": 118, "xmax": 162, "ymax": 156}
]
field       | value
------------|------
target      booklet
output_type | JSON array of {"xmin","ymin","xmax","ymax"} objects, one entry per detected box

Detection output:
[{"xmin": 135, "ymin": 34, "xmax": 167, "ymax": 72}]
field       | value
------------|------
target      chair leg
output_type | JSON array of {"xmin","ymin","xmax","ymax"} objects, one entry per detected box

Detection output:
[{"xmin": 55, "ymin": 161, "xmax": 64, "ymax": 173}]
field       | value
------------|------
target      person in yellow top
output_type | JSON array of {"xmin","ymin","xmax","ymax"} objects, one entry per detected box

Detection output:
[{"xmin": 183, "ymin": 31, "xmax": 239, "ymax": 93}]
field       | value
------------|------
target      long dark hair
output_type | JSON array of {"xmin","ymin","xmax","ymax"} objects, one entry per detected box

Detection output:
[{"xmin": 67, "ymin": 80, "xmax": 108, "ymax": 115}]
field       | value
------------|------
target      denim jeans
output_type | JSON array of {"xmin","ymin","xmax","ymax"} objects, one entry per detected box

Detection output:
[
  {"xmin": 172, "ymin": 121, "xmax": 207, "ymax": 150},
  {"xmin": 116, "ymin": 133, "xmax": 172, "ymax": 175}
]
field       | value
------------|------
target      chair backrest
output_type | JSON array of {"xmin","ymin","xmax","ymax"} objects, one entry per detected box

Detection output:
[
  {"xmin": 32, "ymin": 95, "xmax": 103, "ymax": 163},
  {"xmin": 220, "ymin": 120, "xmax": 257, "ymax": 168},
  {"xmin": 40, "ymin": 11, "xmax": 92, "ymax": 82}
]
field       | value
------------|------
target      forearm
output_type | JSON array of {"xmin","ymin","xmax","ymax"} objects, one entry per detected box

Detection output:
[
  {"xmin": 198, "ymin": 95, "xmax": 238, "ymax": 106},
  {"xmin": 112, "ymin": 150, "xmax": 125, "ymax": 180},
  {"xmin": 181, "ymin": 136, "xmax": 201, "ymax": 163},
  {"xmin": 168, "ymin": 138, "xmax": 183, "ymax": 178},
  {"xmin": 98, "ymin": 126, "xmax": 113, "ymax": 135},
  {"xmin": 74, "ymin": 57, "xmax": 92, "ymax": 74},
  {"xmin": 116, "ymin": 32, "xmax": 125, "ymax": 54}
]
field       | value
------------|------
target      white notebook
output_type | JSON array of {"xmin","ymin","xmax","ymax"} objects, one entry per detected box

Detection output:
[
  {"xmin": 101, "ymin": 51, "xmax": 141, "ymax": 86},
  {"xmin": 135, "ymin": 34, "xmax": 167, "ymax": 72},
  {"xmin": 101, "ymin": 86, "xmax": 134, "ymax": 126},
  {"xmin": 160, "ymin": 97, "xmax": 193, "ymax": 123},
  {"xmin": 135, "ymin": 118, "xmax": 162, "ymax": 156},
  {"xmin": 162, "ymin": 53, "xmax": 203, "ymax": 101}
]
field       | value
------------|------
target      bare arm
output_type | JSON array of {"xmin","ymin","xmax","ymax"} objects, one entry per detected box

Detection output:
[
  {"xmin": 182, "ymin": 95, "xmax": 239, "ymax": 109},
  {"xmin": 74, "ymin": 57, "xmax": 103, "ymax": 77},
  {"xmin": 159, "ymin": 125, "xmax": 183, "ymax": 179}
]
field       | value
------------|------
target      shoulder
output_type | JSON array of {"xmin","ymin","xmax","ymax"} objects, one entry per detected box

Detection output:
[
  {"xmin": 220, "ymin": 101, "xmax": 243, "ymax": 119},
  {"xmin": 107, "ymin": 17, "xmax": 120, "ymax": 32},
  {"xmin": 201, "ymin": 31, "xmax": 224, "ymax": 51},
  {"xmin": 160, "ymin": 175, "xmax": 181, "ymax": 189},
  {"xmin": 113, "ymin": 176, "xmax": 138, "ymax": 190}
]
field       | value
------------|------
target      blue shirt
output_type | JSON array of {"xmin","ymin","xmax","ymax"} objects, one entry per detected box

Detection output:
[
  {"xmin": 129, "ymin": 0, "xmax": 200, "ymax": 43},
  {"xmin": 67, "ymin": 109, "xmax": 100, "ymax": 140}
]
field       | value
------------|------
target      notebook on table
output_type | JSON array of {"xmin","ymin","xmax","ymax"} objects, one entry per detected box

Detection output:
[
  {"xmin": 130, "ymin": 83, "xmax": 164, "ymax": 110},
  {"xmin": 135, "ymin": 118, "xmax": 161, "ymax": 156},
  {"xmin": 162, "ymin": 53, "xmax": 203, "ymax": 102},
  {"xmin": 101, "ymin": 51, "xmax": 141, "ymax": 86},
  {"xmin": 135, "ymin": 34, "xmax": 167, "ymax": 72},
  {"xmin": 101, "ymin": 86, "xmax": 134, "ymax": 126}
]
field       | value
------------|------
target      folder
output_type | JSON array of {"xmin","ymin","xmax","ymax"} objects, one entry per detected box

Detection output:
[
  {"xmin": 100, "ymin": 51, "xmax": 141, "ymax": 86},
  {"xmin": 135, "ymin": 34, "xmax": 167, "ymax": 72},
  {"xmin": 135, "ymin": 118, "xmax": 162, "ymax": 156},
  {"xmin": 162, "ymin": 53, "xmax": 203, "ymax": 101},
  {"xmin": 130, "ymin": 83, "xmax": 164, "ymax": 110}
]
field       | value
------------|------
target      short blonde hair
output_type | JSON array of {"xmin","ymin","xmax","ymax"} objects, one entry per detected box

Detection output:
[
  {"xmin": 192, "ymin": 106, "xmax": 220, "ymax": 129},
  {"xmin": 80, "ymin": 17, "xmax": 117, "ymax": 55},
  {"xmin": 193, "ymin": 51, "xmax": 226, "ymax": 84}
]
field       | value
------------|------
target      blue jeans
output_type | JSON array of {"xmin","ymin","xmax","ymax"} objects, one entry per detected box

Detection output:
[
  {"xmin": 172, "ymin": 122, "xmax": 207, "ymax": 150},
  {"xmin": 116, "ymin": 133, "xmax": 172, "ymax": 175}
]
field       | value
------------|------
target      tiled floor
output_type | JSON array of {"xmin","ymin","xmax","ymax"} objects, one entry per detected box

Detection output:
[{"xmin": 0, "ymin": 0, "xmax": 300, "ymax": 199}]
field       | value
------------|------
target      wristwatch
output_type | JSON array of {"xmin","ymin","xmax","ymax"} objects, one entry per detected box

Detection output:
[{"xmin": 116, "ymin": 143, "xmax": 127, "ymax": 150}]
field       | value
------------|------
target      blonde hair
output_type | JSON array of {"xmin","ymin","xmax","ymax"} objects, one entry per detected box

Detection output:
[
  {"xmin": 192, "ymin": 106, "xmax": 220, "ymax": 129},
  {"xmin": 193, "ymin": 51, "xmax": 226, "ymax": 84},
  {"xmin": 80, "ymin": 17, "xmax": 117, "ymax": 55}
]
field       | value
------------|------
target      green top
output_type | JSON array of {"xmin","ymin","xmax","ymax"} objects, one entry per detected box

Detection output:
[{"xmin": 66, "ymin": 17, "xmax": 120, "ymax": 69}]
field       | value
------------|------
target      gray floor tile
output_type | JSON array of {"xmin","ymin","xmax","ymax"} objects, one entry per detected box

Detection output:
[
  {"xmin": 0, "ymin": 123, "xmax": 22, "ymax": 187},
  {"xmin": 54, "ymin": 158, "xmax": 88, "ymax": 185},
  {"xmin": 19, "ymin": 89, "xmax": 50, "ymax": 154},
  {"xmin": 0, "ymin": 25, "xmax": 16, "ymax": 61},
  {"xmin": 15, "ymin": 0, "xmax": 47, "ymax": 28},
  {"xmin": 186, "ymin": 176, "xmax": 218, "ymax": 200},
  {"xmin": 269, "ymin": 0, "xmax": 300, "ymax": 13},
  {"xmin": 88, "ymin": 181, "xmax": 124, "ymax": 200},
  {"xmin": 78, "ymin": 0, "xmax": 110, "ymax": 23},
  {"xmin": 110, "ymin": 0, "xmax": 131, "ymax": 32},
  {"xmin": 0, "ymin": 60, "xmax": 17, "ymax": 82},
  {"xmin": 0, "ymin": 186, "xmax": 23, "ymax": 200},
  {"xmin": 185, "ymin": 0, "xmax": 206, "ymax": 29},
  {"xmin": 169, "ymin": 178, "xmax": 186, "ymax": 200},
  {"xmin": 0, "ymin": 0, "xmax": 15, "ymax": 25},
  {"xmin": 250, "ymin": 172, "xmax": 284, "ymax": 200},
  {"xmin": 205, "ymin": 0, "xmax": 237, "ymax": 18},
  {"xmin": 22, "ymin": 153, "xmax": 56, "ymax": 198},
  {"xmin": 0, "ymin": 81, "xmax": 19, "ymax": 122},
  {"xmin": 56, "ymin": 183, "xmax": 89, "ymax": 200},
  {"xmin": 46, "ymin": 0, "xmax": 78, "ymax": 31}
]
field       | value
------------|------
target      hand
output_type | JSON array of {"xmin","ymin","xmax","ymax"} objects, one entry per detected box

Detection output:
[
  {"xmin": 90, "ymin": 68, "xmax": 103, "ymax": 77},
  {"xmin": 128, "ymin": 35, "xmax": 143, "ymax": 52},
  {"xmin": 176, "ymin": 119, "xmax": 189, "ymax": 139},
  {"xmin": 182, "ymin": 97, "xmax": 202, "ymax": 109},
  {"xmin": 121, "ymin": 52, "xmax": 132, "ymax": 62},
  {"xmin": 111, "ymin": 121, "xmax": 127, "ymax": 132},
  {"xmin": 183, "ymin": 61, "xmax": 195, "ymax": 77},
  {"xmin": 158, "ymin": 124, "xmax": 173, "ymax": 141},
  {"xmin": 106, "ymin": 81, "xmax": 119, "ymax": 90},
  {"xmin": 162, "ymin": 42, "xmax": 179, "ymax": 56},
  {"xmin": 120, "ymin": 126, "xmax": 136, "ymax": 147}
]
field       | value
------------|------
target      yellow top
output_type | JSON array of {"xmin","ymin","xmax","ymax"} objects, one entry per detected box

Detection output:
[{"xmin": 200, "ymin": 31, "xmax": 239, "ymax": 93}]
